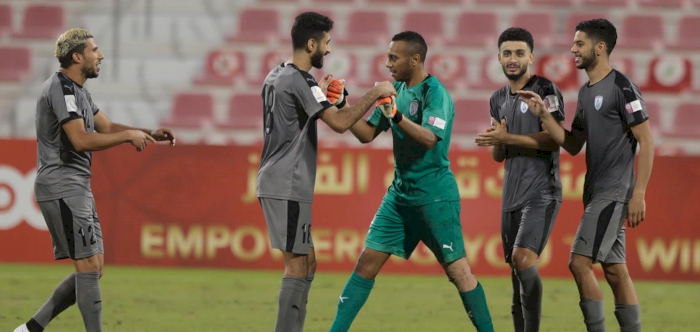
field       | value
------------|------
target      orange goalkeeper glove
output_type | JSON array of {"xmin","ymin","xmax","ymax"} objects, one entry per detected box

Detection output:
[{"xmin": 327, "ymin": 79, "xmax": 348, "ymax": 108}]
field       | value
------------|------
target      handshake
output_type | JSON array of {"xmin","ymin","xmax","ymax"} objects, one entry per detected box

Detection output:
[{"xmin": 323, "ymin": 76, "xmax": 398, "ymax": 120}]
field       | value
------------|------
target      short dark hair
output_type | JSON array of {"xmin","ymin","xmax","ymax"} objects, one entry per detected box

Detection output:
[
  {"xmin": 391, "ymin": 31, "xmax": 428, "ymax": 62},
  {"xmin": 575, "ymin": 18, "xmax": 617, "ymax": 55},
  {"xmin": 291, "ymin": 12, "xmax": 334, "ymax": 51},
  {"xmin": 498, "ymin": 27, "xmax": 534, "ymax": 52}
]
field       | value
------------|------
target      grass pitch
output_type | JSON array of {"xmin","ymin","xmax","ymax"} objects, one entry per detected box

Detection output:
[{"xmin": 1, "ymin": 263, "xmax": 698, "ymax": 331}]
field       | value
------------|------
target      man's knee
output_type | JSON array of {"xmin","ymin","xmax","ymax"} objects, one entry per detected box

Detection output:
[
  {"xmin": 282, "ymin": 251, "xmax": 309, "ymax": 277},
  {"xmin": 602, "ymin": 263, "xmax": 629, "ymax": 286},
  {"xmin": 307, "ymin": 249, "xmax": 317, "ymax": 275},
  {"xmin": 511, "ymin": 247, "xmax": 537, "ymax": 272},
  {"xmin": 569, "ymin": 254, "xmax": 593, "ymax": 277},
  {"xmin": 443, "ymin": 258, "xmax": 474, "ymax": 284},
  {"xmin": 74, "ymin": 254, "xmax": 101, "ymax": 273},
  {"xmin": 353, "ymin": 247, "xmax": 390, "ymax": 280}
]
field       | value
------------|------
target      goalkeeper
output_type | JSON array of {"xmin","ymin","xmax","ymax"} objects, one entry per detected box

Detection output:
[{"xmin": 326, "ymin": 31, "xmax": 495, "ymax": 332}]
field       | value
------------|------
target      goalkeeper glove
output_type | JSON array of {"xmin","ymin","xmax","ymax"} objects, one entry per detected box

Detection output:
[
  {"xmin": 327, "ymin": 79, "xmax": 348, "ymax": 108},
  {"xmin": 377, "ymin": 96, "xmax": 402, "ymax": 123}
]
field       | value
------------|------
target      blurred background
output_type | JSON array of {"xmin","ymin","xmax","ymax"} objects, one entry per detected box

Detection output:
[{"xmin": 1, "ymin": 0, "xmax": 700, "ymax": 331}]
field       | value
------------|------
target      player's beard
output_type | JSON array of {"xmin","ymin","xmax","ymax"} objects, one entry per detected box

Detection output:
[
  {"xmin": 576, "ymin": 48, "xmax": 597, "ymax": 70},
  {"xmin": 311, "ymin": 49, "xmax": 325, "ymax": 69},
  {"xmin": 502, "ymin": 63, "xmax": 528, "ymax": 81},
  {"xmin": 82, "ymin": 62, "xmax": 98, "ymax": 79}
]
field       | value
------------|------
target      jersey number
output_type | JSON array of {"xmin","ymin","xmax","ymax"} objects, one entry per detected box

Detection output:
[
  {"xmin": 262, "ymin": 85, "xmax": 275, "ymax": 136},
  {"xmin": 301, "ymin": 224, "xmax": 312, "ymax": 244},
  {"xmin": 78, "ymin": 225, "xmax": 97, "ymax": 247}
]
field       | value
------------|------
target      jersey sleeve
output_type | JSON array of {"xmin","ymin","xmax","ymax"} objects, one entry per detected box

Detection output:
[
  {"xmin": 615, "ymin": 78, "xmax": 648, "ymax": 127},
  {"xmin": 291, "ymin": 70, "xmax": 333, "ymax": 118},
  {"xmin": 49, "ymin": 80, "xmax": 83, "ymax": 125},
  {"xmin": 489, "ymin": 93, "xmax": 500, "ymax": 125},
  {"xmin": 540, "ymin": 81, "xmax": 565, "ymax": 123},
  {"xmin": 572, "ymin": 99, "xmax": 585, "ymax": 133},
  {"xmin": 421, "ymin": 86, "xmax": 451, "ymax": 140},
  {"xmin": 367, "ymin": 107, "xmax": 391, "ymax": 132},
  {"xmin": 86, "ymin": 91, "xmax": 100, "ymax": 115}
]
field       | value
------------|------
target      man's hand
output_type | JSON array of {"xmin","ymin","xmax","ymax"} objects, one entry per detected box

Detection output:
[
  {"xmin": 373, "ymin": 81, "xmax": 397, "ymax": 98},
  {"xmin": 128, "ymin": 130, "xmax": 156, "ymax": 151},
  {"xmin": 516, "ymin": 90, "xmax": 548, "ymax": 118},
  {"xmin": 377, "ymin": 96, "xmax": 397, "ymax": 119},
  {"xmin": 327, "ymin": 79, "xmax": 346, "ymax": 106},
  {"xmin": 319, "ymin": 74, "xmax": 333, "ymax": 96},
  {"xmin": 475, "ymin": 117, "xmax": 508, "ymax": 146},
  {"xmin": 627, "ymin": 192, "xmax": 646, "ymax": 228},
  {"xmin": 151, "ymin": 128, "xmax": 176, "ymax": 146}
]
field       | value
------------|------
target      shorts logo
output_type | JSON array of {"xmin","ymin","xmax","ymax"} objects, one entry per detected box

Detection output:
[
  {"xmin": 594, "ymin": 95, "xmax": 604, "ymax": 111},
  {"xmin": 520, "ymin": 101, "xmax": 529, "ymax": 113},
  {"xmin": 409, "ymin": 100, "xmax": 419, "ymax": 116}
]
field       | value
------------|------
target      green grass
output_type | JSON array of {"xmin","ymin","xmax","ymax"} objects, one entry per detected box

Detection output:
[{"xmin": 1, "ymin": 263, "xmax": 699, "ymax": 331}]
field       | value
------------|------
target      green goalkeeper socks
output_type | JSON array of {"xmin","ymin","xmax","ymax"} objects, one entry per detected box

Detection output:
[
  {"xmin": 328, "ymin": 272, "xmax": 375, "ymax": 332},
  {"xmin": 459, "ymin": 282, "xmax": 495, "ymax": 332}
]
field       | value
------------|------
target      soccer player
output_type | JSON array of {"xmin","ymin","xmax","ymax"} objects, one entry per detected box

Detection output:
[
  {"xmin": 518, "ymin": 19, "xmax": 654, "ymax": 332},
  {"xmin": 256, "ymin": 12, "xmax": 396, "ymax": 332},
  {"xmin": 15, "ymin": 28, "xmax": 175, "ymax": 332},
  {"xmin": 328, "ymin": 31, "xmax": 494, "ymax": 332},
  {"xmin": 474, "ymin": 27, "xmax": 565, "ymax": 332}
]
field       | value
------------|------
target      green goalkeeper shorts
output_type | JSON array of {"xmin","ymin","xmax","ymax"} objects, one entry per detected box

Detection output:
[{"xmin": 365, "ymin": 195, "xmax": 466, "ymax": 263}]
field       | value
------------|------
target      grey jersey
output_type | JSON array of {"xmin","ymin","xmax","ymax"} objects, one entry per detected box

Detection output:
[
  {"xmin": 256, "ymin": 63, "xmax": 333, "ymax": 203},
  {"xmin": 574, "ymin": 70, "xmax": 648, "ymax": 203},
  {"xmin": 490, "ymin": 75, "xmax": 565, "ymax": 211},
  {"xmin": 35, "ymin": 72, "xmax": 99, "ymax": 202}
]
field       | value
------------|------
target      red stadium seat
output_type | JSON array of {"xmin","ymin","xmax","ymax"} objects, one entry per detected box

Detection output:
[
  {"xmin": 12, "ymin": 5, "xmax": 65, "ymax": 39},
  {"xmin": 469, "ymin": 55, "xmax": 509, "ymax": 91},
  {"xmin": 341, "ymin": 11, "xmax": 390, "ymax": 46},
  {"xmin": 316, "ymin": 51, "xmax": 359, "ymax": 84},
  {"xmin": 0, "ymin": 4, "xmax": 11, "ymax": 37},
  {"xmin": 0, "ymin": 47, "xmax": 32, "ymax": 82},
  {"xmin": 580, "ymin": 0, "xmax": 629, "ymax": 6},
  {"xmin": 249, "ymin": 50, "xmax": 291, "ymax": 86},
  {"xmin": 217, "ymin": 94, "xmax": 262, "ymax": 130},
  {"xmin": 474, "ymin": 0, "xmax": 517, "ymax": 4},
  {"xmin": 426, "ymin": 52, "xmax": 468, "ymax": 90},
  {"xmin": 161, "ymin": 93, "xmax": 215, "ymax": 129},
  {"xmin": 310, "ymin": 0, "xmax": 354, "ymax": 3},
  {"xmin": 226, "ymin": 8, "xmax": 280, "ymax": 43},
  {"xmin": 401, "ymin": 11, "xmax": 445, "ymax": 45},
  {"xmin": 418, "ymin": 0, "xmax": 463, "ymax": 3},
  {"xmin": 510, "ymin": 13, "xmax": 555, "ymax": 48},
  {"xmin": 363, "ymin": 52, "xmax": 392, "ymax": 89},
  {"xmin": 644, "ymin": 100, "xmax": 661, "ymax": 134},
  {"xmin": 664, "ymin": 103, "xmax": 700, "ymax": 138},
  {"xmin": 366, "ymin": 0, "xmax": 407, "ymax": 3},
  {"xmin": 453, "ymin": 98, "xmax": 492, "ymax": 135},
  {"xmin": 617, "ymin": 14, "xmax": 665, "ymax": 50},
  {"xmin": 447, "ymin": 12, "xmax": 498, "ymax": 48},
  {"xmin": 669, "ymin": 16, "xmax": 700, "ymax": 50},
  {"xmin": 193, "ymin": 50, "xmax": 246, "ymax": 86},
  {"xmin": 529, "ymin": 0, "xmax": 574, "ymax": 5},
  {"xmin": 555, "ymin": 12, "xmax": 610, "ymax": 48},
  {"xmin": 639, "ymin": 0, "xmax": 685, "ymax": 7},
  {"xmin": 642, "ymin": 56, "xmax": 692, "ymax": 93}
]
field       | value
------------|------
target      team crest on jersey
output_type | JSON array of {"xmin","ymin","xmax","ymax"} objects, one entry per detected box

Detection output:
[
  {"xmin": 520, "ymin": 101, "xmax": 529, "ymax": 113},
  {"xmin": 594, "ymin": 95, "xmax": 604, "ymax": 111},
  {"xmin": 409, "ymin": 100, "xmax": 419, "ymax": 116}
]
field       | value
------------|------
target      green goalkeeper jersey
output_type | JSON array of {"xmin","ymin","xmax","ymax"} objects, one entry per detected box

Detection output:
[{"xmin": 368, "ymin": 75, "xmax": 460, "ymax": 206}]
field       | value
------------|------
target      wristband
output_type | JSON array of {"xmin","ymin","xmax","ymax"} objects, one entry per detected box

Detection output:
[
  {"xmin": 337, "ymin": 98, "xmax": 347, "ymax": 109},
  {"xmin": 392, "ymin": 112, "xmax": 403, "ymax": 124}
]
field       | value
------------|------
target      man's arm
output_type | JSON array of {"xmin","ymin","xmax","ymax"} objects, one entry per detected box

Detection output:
[
  {"xmin": 395, "ymin": 117, "xmax": 439, "ymax": 149},
  {"xmin": 490, "ymin": 144, "xmax": 506, "ymax": 163},
  {"xmin": 500, "ymin": 125, "xmax": 563, "ymax": 151},
  {"xmin": 62, "ymin": 119, "xmax": 152, "ymax": 152},
  {"xmin": 517, "ymin": 91, "xmax": 586, "ymax": 155},
  {"xmin": 349, "ymin": 118, "xmax": 384, "ymax": 143},
  {"xmin": 630, "ymin": 121, "xmax": 654, "ymax": 196},
  {"xmin": 94, "ymin": 111, "xmax": 149, "ymax": 134},
  {"xmin": 318, "ymin": 82, "xmax": 395, "ymax": 133}
]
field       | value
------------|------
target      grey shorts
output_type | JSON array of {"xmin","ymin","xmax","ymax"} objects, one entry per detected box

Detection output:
[
  {"xmin": 38, "ymin": 196, "xmax": 104, "ymax": 260},
  {"xmin": 571, "ymin": 199, "xmax": 627, "ymax": 264},
  {"xmin": 259, "ymin": 198, "xmax": 313, "ymax": 255},
  {"xmin": 501, "ymin": 198, "xmax": 560, "ymax": 263}
]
